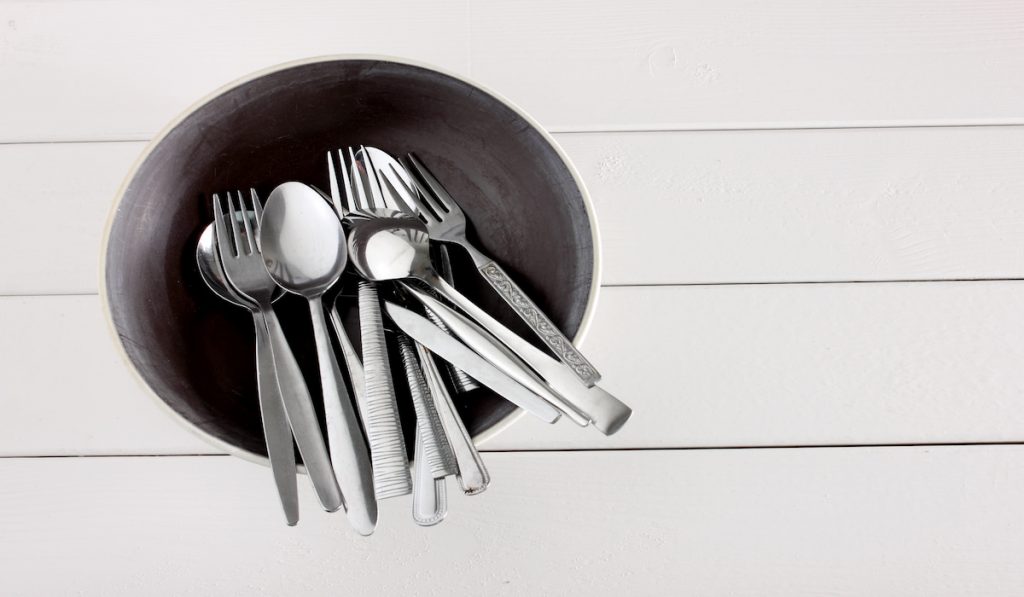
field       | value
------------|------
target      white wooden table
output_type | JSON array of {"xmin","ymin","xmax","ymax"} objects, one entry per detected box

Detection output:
[{"xmin": 3, "ymin": 1, "xmax": 1024, "ymax": 594}]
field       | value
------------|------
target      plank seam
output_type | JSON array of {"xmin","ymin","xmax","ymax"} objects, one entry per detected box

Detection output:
[
  {"xmin": 8, "ymin": 278, "xmax": 1024, "ymax": 300},
  {"xmin": 5, "ymin": 440, "xmax": 1024, "ymax": 459}
]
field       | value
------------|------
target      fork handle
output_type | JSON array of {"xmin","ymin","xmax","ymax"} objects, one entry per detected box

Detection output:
[
  {"xmin": 476, "ymin": 260, "xmax": 601, "ymax": 387},
  {"xmin": 251, "ymin": 313, "xmax": 299, "ymax": 525},
  {"xmin": 260, "ymin": 307, "xmax": 343, "ymax": 513}
]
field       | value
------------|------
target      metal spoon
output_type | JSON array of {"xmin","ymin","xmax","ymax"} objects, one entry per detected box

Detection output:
[
  {"xmin": 259, "ymin": 182, "xmax": 377, "ymax": 535},
  {"xmin": 347, "ymin": 213, "xmax": 633, "ymax": 435},
  {"xmin": 196, "ymin": 224, "xmax": 298, "ymax": 525}
]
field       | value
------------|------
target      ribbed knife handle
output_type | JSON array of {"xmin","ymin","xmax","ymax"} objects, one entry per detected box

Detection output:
[
  {"xmin": 478, "ymin": 261, "xmax": 601, "ymax": 387},
  {"xmin": 358, "ymin": 281, "xmax": 412, "ymax": 499},
  {"xmin": 397, "ymin": 334, "xmax": 456, "ymax": 478}
]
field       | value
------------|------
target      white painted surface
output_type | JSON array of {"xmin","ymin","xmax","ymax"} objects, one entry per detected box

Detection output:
[
  {"xmin": 5, "ymin": 282, "xmax": 1024, "ymax": 456},
  {"xmin": 5, "ymin": 125, "xmax": 1024, "ymax": 295},
  {"xmin": 0, "ymin": 0, "xmax": 469, "ymax": 143},
  {"xmin": 1, "ymin": 1, "xmax": 1022, "ymax": 593},
  {"xmin": 3, "ymin": 1, "xmax": 1024, "ymax": 141},
  {"xmin": 471, "ymin": 0, "xmax": 1024, "ymax": 131},
  {"xmin": 3, "ymin": 448, "xmax": 1024, "ymax": 596}
]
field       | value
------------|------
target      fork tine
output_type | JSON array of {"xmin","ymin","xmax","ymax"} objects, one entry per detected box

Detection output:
[
  {"xmin": 212, "ymin": 193, "xmax": 236, "ymax": 258},
  {"xmin": 337, "ymin": 149, "xmax": 357, "ymax": 214},
  {"xmin": 380, "ymin": 166, "xmax": 431, "ymax": 223},
  {"xmin": 226, "ymin": 191, "xmax": 247, "ymax": 256},
  {"xmin": 250, "ymin": 188, "xmax": 263, "ymax": 225},
  {"xmin": 383, "ymin": 163, "xmax": 436, "ymax": 222},
  {"xmin": 249, "ymin": 188, "xmax": 265, "ymax": 252},
  {"xmin": 238, "ymin": 189, "xmax": 256, "ymax": 255},
  {"xmin": 326, "ymin": 151, "xmax": 345, "ymax": 217},
  {"xmin": 406, "ymin": 153, "xmax": 454, "ymax": 213},
  {"xmin": 348, "ymin": 146, "xmax": 370, "ymax": 212},
  {"xmin": 400, "ymin": 157, "xmax": 450, "ymax": 218},
  {"xmin": 361, "ymin": 145, "xmax": 388, "ymax": 210}
]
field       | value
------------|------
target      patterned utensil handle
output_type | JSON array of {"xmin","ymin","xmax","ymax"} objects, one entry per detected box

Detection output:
[
  {"xmin": 358, "ymin": 281, "xmax": 412, "ymax": 499},
  {"xmin": 479, "ymin": 261, "xmax": 601, "ymax": 387},
  {"xmin": 396, "ymin": 334, "xmax": 456, "ymax": 478}
]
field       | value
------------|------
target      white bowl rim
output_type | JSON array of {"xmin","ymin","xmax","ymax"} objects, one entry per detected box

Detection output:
[{"xmin": 99, "ymin": 53, "xmax": 603, "ymax": 467}]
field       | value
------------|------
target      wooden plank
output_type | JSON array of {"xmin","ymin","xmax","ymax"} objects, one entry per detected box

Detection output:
[
  {"xmin": 471, "ymin": 0, "xmax": 1024, "ymax": 131},
  {"xmin": 5, "ymin": 125, "xmax": 1024, "ymax": 295},
  {"xmin": 4, "ymin": 281, "xmax": 1024, "ymax": 456},
  {"xmin": 2, "ymin": 447, "xmax": 1024, "ymax": 595},
  {"xmin": 0, "ymin": 295, "xmax": 211, "ymax": 456},
  {"xmin": 0, "ymin": 0, "xmax": 470, "ymax": 143},
  {"xmin": 563, "ymin": 126, "xmax": 1024, "ymax": 286},
  {"xmin": 3, "ymin": 2, "xmax": 1024, "ymax": 142}
]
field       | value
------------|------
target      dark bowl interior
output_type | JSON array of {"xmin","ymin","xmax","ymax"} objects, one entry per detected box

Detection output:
[{"xmin": 104, "ymin": 58, "xmax": 595, "ymax": 461}]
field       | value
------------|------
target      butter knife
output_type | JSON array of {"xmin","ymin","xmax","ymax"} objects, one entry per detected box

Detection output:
[
  {"xmin": 384, "ymin": 302, "xmax": 562, "ymax": 424},
  {"xmin": 408, "ymin": 288, "xmax": 632, "ymax": 436}
]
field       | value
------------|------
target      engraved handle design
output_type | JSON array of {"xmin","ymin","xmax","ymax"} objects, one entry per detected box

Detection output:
[
  {"xmin": 358, "ymin": 281, "xmax": 412, "ymax": 499},
  {"xmin": 479, "ymin": 261, "xmax": 601, "ymax": 387}
]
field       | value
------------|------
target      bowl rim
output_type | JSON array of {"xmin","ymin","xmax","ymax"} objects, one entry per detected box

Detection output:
[{"xmin": 99, "ymin": 53, "xmax": 603, "ymax": 467}]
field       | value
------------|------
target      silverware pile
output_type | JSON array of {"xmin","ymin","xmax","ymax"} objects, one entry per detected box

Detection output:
[{"xmin": 197, "ymin": 146, "xmax": 632, "ymax": 533}]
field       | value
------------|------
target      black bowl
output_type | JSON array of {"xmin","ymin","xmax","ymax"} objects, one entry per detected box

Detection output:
[{"xmin": 102, "ymin": 56, "xmax": 599, "ymax": 463}]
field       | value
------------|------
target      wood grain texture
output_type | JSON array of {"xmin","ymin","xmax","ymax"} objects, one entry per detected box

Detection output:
[
  {"xmin": 2, "ymin": 448, "xmax": 1024, "ymax": 596},
  {"xmin": 471, "ymin": 0, "xmax": 1024, "ymax": 131},
  {"xmin": 4, "ymin": 282, "xmax": 1024, "ymax": 456},
  {"xmin": 5, "ymin": 125, "xmax": 1024, "ymax": 295}
]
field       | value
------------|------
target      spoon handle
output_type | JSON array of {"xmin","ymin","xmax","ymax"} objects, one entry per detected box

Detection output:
[
  {"xmin": 251, "ymin": 313, "xmax": 299, "ymax": 525},
  {"xmin": 260, "ymin": 307, "xmax": 343, "ymax": 512},
  {"xmin": 307, "ymin": 296, "xmax": 378, "ymax": 536}
]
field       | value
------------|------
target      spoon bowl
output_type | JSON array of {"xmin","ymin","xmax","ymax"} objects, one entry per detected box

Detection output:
[
  {"xmin": 347, "ymin": 213, "xmax": 433, "ymax": 283},
  {"xmin": 196, "ymin": 223, "xmax": 284, "ymax": 307},
  {"xmin": 260, "ymin": 182, "xmax": 348, "ymax": 297}
]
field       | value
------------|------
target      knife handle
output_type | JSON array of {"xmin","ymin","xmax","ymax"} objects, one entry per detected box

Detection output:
[
  {"xmin": 415, "ymin": 282, "xmax": 632, "ymax": 435},
  {"xmin": 415, "ymin": 341, "xmax": 490, "ymax": 495},
  {"xmin": 396, "ymin": 334, "xmax": 456, "ymax": 477},
  {"xmin": 358, "ymin": 281, "xmax": 412, "ymax": 499},
  {"xmin": 411, "ymin": 425, "xmax": 448, "ymax": 526},
  {"xmin": 477, "ymin": 260, "xmax": 600, "ymax": 387}
]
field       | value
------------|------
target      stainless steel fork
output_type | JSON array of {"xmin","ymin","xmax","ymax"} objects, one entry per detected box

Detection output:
[
  {"xmin": 327, "ymin": 147, "xmax": 411, "ymax": 499},
  {"xmin": 213, "ymin": 189, "xmax": 343, "ymax": 512},
  {"xmin": 384, "ymin": 154, "xmax": 601, "ymax": 388}
]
